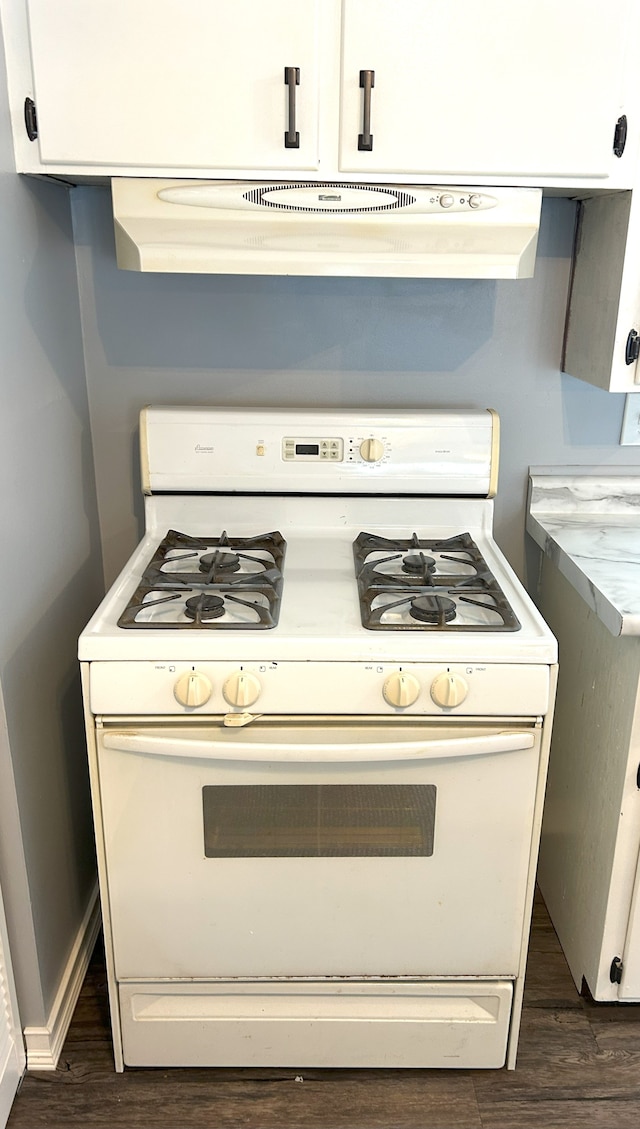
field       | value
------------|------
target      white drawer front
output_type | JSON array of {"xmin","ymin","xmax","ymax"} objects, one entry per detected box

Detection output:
[{"xmin": 119, "ymin": 979, "xmax": 513, "ymax": 1068}]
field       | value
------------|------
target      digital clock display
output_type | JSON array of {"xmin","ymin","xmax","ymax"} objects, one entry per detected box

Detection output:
[{"xmin": 295, "ymin": 443, "xmax": 319, "ymax": 455}]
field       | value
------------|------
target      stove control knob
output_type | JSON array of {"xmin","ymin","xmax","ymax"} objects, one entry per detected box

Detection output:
[
  {"xmin": 383, "ymin": 672, "xmax": 421, "ymax": 708},
  {"xmin": 223, "ymin": 671, "xmax": 262, "ymax": 708},
  {"xmin": 174, "ymin": 671, "xmax": 212, "ymax": 708},
  {"xmin": 359, "ymin": 438, "xmax": 385, "ymax": 463},
  {"xmin": 430, "ymin": 673, "xmax": 468, "ymax": 709}
]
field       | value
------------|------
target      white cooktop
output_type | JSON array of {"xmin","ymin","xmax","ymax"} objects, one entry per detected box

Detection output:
[{"xmin": 80, "ymin": 494, "xmax": 556, "ymax": 664}]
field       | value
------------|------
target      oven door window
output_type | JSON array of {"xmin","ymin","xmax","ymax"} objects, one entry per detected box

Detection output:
[{"xmin": 203, "ymin": 784, "xmax": 436, "ymax": 858}]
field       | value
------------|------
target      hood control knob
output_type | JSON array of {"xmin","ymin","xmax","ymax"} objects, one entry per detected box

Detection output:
[
  {"xmin": 359, "ymin": 438, "xmax": 385, "ymax": 462},
  {"xmin": 223, "ymin": 671, "xmax": 262, "ymax": 708},
  {"xmin": 174, "ymin": 671, "xmax": 212, "ymax": 708},
  {"xmin": 383, "ymin": 672, "xmax": 421, "ymax": 708},
  {"xmin": 430, "ymin": 673, "xmax": 468, "ymax": 708}
]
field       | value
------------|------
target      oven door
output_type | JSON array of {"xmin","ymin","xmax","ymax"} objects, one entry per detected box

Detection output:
[{"xmin": 97, "ymin": 718, "xmax": 542, "ymax": 980}]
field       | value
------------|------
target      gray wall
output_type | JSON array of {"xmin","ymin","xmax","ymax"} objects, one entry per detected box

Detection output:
[
  {"xmin": 0, "ymin": 36, "xmax": 103, "ymax": 1022},
  {"xmin": 73, "ymin": 186, "xmax": 639, "ymax": 587}
]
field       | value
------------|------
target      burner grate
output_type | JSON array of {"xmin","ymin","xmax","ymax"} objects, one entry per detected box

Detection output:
[
  {"xmin": 118, "ymin": 529, "xmax": 285, "ymax": 629},
  {"xmin": 353, "ymin": 531, "xmax": 521, "ymax": 632}
]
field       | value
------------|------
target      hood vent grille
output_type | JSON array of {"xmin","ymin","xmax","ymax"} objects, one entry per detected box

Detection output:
[{"xmin": 242, "ymin": 183, "xmax": 417, "ymax": 214}]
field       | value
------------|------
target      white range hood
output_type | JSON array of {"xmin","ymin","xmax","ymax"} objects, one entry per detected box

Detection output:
[{"xmin": 111, "ymin": 179, "xmax": 542, "ymax": 279}]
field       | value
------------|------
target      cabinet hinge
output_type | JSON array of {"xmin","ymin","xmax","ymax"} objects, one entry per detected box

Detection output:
[
  {"xmin": 614, "ymin": 115, "xmax": 627, "ymax": 158},
  {"xmin": 24, "ymin": 97, "xmax": 37, "ymax": 141},
  {"xmin": 625, "ymin": 330, "xmax": 640, "ymax": 366},
  {"xmin": 610, "ymin": 956, "xmax": 623, "ymax": 984}
]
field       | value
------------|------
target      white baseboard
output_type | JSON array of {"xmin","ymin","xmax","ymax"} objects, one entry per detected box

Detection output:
[{"xmin": 23, "ymin": 883, "xmax": 101, "ymax": 1071}]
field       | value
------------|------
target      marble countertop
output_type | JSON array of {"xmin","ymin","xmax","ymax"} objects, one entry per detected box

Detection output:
[{"xmin": 527, "ymin": 470, "xmax": 640, "ymax": 637}]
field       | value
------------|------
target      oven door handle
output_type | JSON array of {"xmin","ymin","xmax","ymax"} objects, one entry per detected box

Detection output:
[{"xmin": 101, "ymin": 730, "xmax": 536, "ymax": 762}]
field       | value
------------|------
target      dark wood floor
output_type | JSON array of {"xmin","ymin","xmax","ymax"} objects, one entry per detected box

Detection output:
[{"xmin": 9, "ymin": 893, "xmax": 640, "ymax": 1129}]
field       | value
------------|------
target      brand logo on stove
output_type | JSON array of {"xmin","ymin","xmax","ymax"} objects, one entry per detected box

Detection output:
[{"xmin": 195, "ymin": 444, "xmax": 215, "ymax": 453}]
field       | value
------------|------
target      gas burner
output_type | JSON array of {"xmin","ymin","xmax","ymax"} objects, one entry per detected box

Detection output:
[
  {"xmin": 185, "ymin": 594, "xmax": 225, "ymax": 621},
  {"xmin": 118, "ymin": 586, "xmax": 277, "ymax": 629},
  {"xmin": 117, "ymin": 529, "xmax": 286, "ymax": 629},
  {"xmin": 402, "ymin": 553, "xmax": 436, "ymax": 575},
  {"xmin": 353, "ymin": 531, "xmax": 521, "ymax": 632},
  {"xmin": 199, "ymin": 551, "xmax": 241, "ymax": 574},
  {"xmin": 410, "ymin": 594, "xmax": 456, "ymax": 624}
]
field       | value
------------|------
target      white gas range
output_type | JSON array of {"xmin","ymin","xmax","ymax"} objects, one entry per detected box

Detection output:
[{"xmin": 80, "ymin": 406, "xmax": 557, "ymax": 1072}]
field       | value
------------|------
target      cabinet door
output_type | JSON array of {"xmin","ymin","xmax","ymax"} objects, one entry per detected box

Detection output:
[
  {"xmin": 26, "ymin": 0, "xmax": 320, "ymax": 171},
  {"xmin": 339, "ymin": 0, "xmax": 631, "ymax": 179},
  {"xmin": 0, "ymin": 881, "xmax": 23, "ymax": 1127},
  {"xmin": 563, "ymin": 191, "xmax": 640, "ymax": 393},
  {"xmin": 619, "ymin": 831, "xmax": 640, "ymax": 999}
]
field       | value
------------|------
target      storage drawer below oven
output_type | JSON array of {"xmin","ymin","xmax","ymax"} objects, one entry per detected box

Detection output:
[{"xmin": 119, "ymin": 979, "xmax": 513, "ymax": 1069}]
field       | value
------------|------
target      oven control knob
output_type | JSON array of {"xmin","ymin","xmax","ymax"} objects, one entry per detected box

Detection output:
[
  {"xmin": 430, "ymin": 673, "xmax": 469, "ymax": 708},
  {"xmin": 222, "ymin": 671, "xmax": 262, "ymax": 708},
  {"xmin": 382, "ymin": 672, "xmax": 421, "ymax": 708},
  {"xmin": 359, "ymin": 438, "xmax": 385, "ymax": 463},
  {"xmin": 173, "ymin": 671, "xmax": 212, "ymax": 708}
]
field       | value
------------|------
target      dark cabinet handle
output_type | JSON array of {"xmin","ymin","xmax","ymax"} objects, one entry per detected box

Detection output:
[
  {"xmin": 358, "ymin": 69, "xmax": 375, "ymax": 151},
  {"xmin": 284, "ymin": 66, "xmax": 300, "ymax": 149}
]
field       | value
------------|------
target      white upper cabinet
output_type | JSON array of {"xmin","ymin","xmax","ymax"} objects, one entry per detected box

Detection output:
[
  {"xmin": 24, "ymin": 0, "xmax": 321, "ymax": 171},
  {"xmin": 9, "ymin": 0, "xmax": 638, "ymax": 183},
  {"xmin": 563, "ymin": 190, "xmax": 640, "ymax": 392},
  {"xmin": 338, "ymin": 0, "xmax": 632, "ymax": 179}
]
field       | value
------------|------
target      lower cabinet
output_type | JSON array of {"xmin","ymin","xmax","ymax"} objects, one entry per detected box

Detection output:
[
  {"xmin": 536, "ymin": 556, "xmax": 640, "ymax": 998},
  {"xmin": 0, "ymin": 881, "xmax": 23, "ymax": 1128}
]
